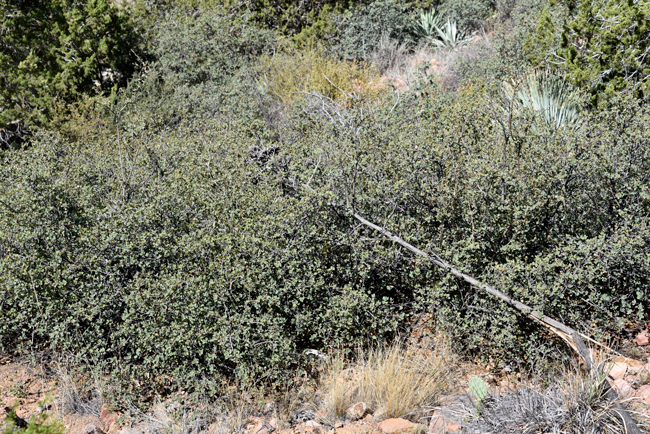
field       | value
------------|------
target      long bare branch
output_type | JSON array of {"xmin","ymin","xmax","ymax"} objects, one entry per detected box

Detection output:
[{"xmin": 352, "ymin": 212, "xmax": 642, "ymax": 434}]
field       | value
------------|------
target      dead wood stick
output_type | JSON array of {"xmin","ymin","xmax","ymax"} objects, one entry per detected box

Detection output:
[
  {"xmin": 353, "ymin": 212, "xmax": 642, "ymax": 434},
  {"xmin": 354, "ymin": 213, "xmax": 575, "ymax": 335}
]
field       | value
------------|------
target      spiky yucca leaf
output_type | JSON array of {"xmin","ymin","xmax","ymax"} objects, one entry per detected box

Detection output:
[
  {"xmin": 503, "ymin": 70, "xmax": 582, "ymax": 129},
  {"xmin": 414, "ymin": 9, "xmax": 442, "ymax": 42},
  {"xmin": 431, "ymin": 18, "xmax": 474, "ymax": 49}
]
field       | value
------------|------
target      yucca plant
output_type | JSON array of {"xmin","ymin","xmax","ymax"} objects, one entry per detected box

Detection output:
[
  {"xmin": 414, "ymin": 9, "xmax": 442, "ymax": 43},
  {"xmin": 431, "ymin": 18, "xmax": 474, "ymax": 49},
  {"xmin": 503, "ymin": 70, "xmax": 582, "ymax": 129}
]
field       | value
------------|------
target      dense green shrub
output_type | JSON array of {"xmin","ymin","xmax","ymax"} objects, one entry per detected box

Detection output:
[
  {"xmin": 0, "ymin": 0, "xmax": 139, "ymax": 143},
  {"xmin": 527, "ymin": 0, "xmax": 650, "ymax": 102},
  {"xmin": 286, "ymin": 85, "xmax": 649, "ymax": 363},
  {"xmin": 1, "ymin": 0, "xmax": 649, "ymax": 402},
  {"xmin": 130, "ymin": 0, "xmax": 344, "ymax": 36},
  {"xmin": 441, "ymin": 0, "xmax": 493, "ymax": 31},
  {"xmin": 107, "ymin": 8, "xmax": 276, "ymax": 132},
  {"xmin": 2, "ymin": 74, "xmax": 649, "ymax": 399},
  {"xmin": 0, "ymin": 121, "xmax": 417, "ymax": 394},
  {"xmin": 329, "ymin": 1, "xmax": 421, "ymax": 60}
]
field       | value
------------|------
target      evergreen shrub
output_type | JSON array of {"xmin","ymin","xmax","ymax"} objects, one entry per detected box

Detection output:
[
  {"xmin": 285, "ymin": 85, "xmax": 650, "ymax": 364},
  {"xmin": 442, "ymin": 0, "xmax": 493, "ymax": 31},
  {"xmin": 329, "ymin": 1, "xmax": 419, "ymax": 60},
  {"xmin": 0, "ymin": 0, "xmax": 140, "ymax": 142},
  {"xmin": 1, "ymin": 4, "xmax": 649, "ymax": 399}
]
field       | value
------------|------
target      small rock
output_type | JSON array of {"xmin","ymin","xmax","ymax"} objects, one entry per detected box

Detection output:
[
  {"xmin": 613, "ymin": 379, "xmax": 633, "ymax": 397},
  {"xmin": 447, "ymin": 424, "xmax": 462, "ymax": 432},
  {"xmin": 99, "ymin": 404, "xmax": 119, "ymax": 433},
  {"xmin": 83, "ymin": 424, "xmax": 106, "ymax": 434},
  {"xmin": 263, "ymin": 402, "xmax": 275, "ymax": 415},
  {"xmin": 608, "ymin": 363, "xmax": 630, "ymax": 380},
  {"xmin": 377, "ymin": 418, "xmax": 419, "ymax": 434},
  {"xmin": 624, "ymin": 375, "xmax": 637, "ymax": 383},
  {"xmin": 99, "ymin": 404, "xmax": 110, "ymax": 420},
  {"xmin": 336, "ymin": 426, "xmax": 375, "ymax": 434},
  {"xmin": 347, "ymin": 402, "xmax": 368, "ymax": 421},
  {"xmin": 636, "ymin": 385, "xmax": 650, "ymax": 403},
  {"xmin": 634, "ymin": 330, "xmax": 649, "ymax": 346},
  {"xmin": 305, "ymin": 421, "xmax": 322, "ymax": 427},
  {"xmin": 246, "ymin": 416, "xmax": 276, "ymax": 434},
  {"xmin": 296, "ymin": 423, "xmax": 323, "ymax": 434}
]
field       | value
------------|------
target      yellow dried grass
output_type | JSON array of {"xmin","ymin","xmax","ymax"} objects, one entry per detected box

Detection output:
[
  {"xmin": 314, "ymin": 340, "xmax": 451, "ymax": 424},
  {"xmin": 258, "ymin": 46, "xmax": 378, "ymax": 104}
]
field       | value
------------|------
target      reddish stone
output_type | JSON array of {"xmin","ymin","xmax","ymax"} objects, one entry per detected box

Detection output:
[
  {"xmin": 245, "ymin": 416, "xmax": 276, "ymax": 434},
  {"xmin": 99, "ymin": 405, "xmax": 118, "ymax": 433},
  {"xmin": 377, "ymin": 418, "xmax": 414, "ymax": 433},
  {"xmin": 608, "ymin": 363, "xmax": 630, "ymax": 380},
  {"xmin": 634, "ymin": 330, "xmax": 649, "ymax": 346},
  {"xmin": 297, "ymin": 422, "xmax": 323, "ymax": 434},
  {"xmin": 613, "ymin": 379, "xmax": 633, "ymax": 397},
  {"xmin": 377, "ymin": 418, "xmax": 425, "ymax": 434},
  {"xmin": 637, "ymin": 385, "xmax": 650, "ymax": 402},
  {"xmin": 336, "ymin": 426, "xmax": 373, "ymax": 434},
  {"xmin": 99, "ymin": 404, "xmax": 110, "ymax": 420},
  {"xmin": 447, "ymin": 424, "xmax": 462, "ymax": 432}
]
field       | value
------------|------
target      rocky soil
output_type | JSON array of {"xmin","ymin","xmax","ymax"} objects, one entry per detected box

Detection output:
[{"xmin": 2, "ymin": 328, "xmax": 649, "ymax": 434}]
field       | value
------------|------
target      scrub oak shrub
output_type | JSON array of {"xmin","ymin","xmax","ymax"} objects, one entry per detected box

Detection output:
[
  {"xmin": 0, "ymin": 117, "xmax": 422, "ymax": 397},
  {"xmin": 69, "ymin": 7, "xmax": 277, "ymax": 142},
  {"xmin": 282, "ymin": 85, "xmax": 650, "ymax": 364},
  {"xmin": 2, "ymin": 76, "xmax": 649, "ymax": 400},
  {"xmin": 2, "ymin": 0, "xmax": 650, "ymax": 401},
  {"xmin": 329, "ymin": 1, "xmax": 419, "ymax": 61},
  {"xmin": 124, "ymin": 9, "xmax": 275, "ymax": 127}
]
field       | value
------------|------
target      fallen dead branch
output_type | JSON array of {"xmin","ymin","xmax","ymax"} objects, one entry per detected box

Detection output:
[{"xmin": 352, "ymin": 212, "xmax": 642, "ymax": 434}]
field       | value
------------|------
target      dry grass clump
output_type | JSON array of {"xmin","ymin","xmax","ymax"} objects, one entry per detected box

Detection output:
[
  {"xmin": 119, "ymin": 381, "xmax": 311, "ymax": 434},
  {"xmin": 371, "ymin": 34, "xmax": 412, "ymax": 76},
  {"xmin": 258, "ymin": 46, "xmax": 378, "ymax": 104},
  {"xmin": 461, "ymin": 362, "xmax": 650, "ymax": 434},
  {"xmin": 369, "ymin": 32, "xmax": 494, "ymax": 90},
  {"xmin": 314, "ymin": 353, "xmax": 359, "ymax": 424},
  {"xmin": 120, "ymin": 393, "xmax": 256, "ymax": 434},
  {"xmin": 54, "ymin": 364, "xmax": 104, "ymax": 417},
  {"xmin": 313, "ymin": 340, "xmax": 452, "ymax": 425}
]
